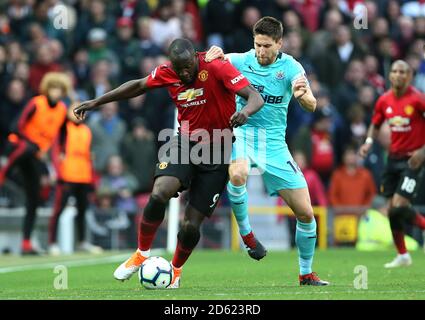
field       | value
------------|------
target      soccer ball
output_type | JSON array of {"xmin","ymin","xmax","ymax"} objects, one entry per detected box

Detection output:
[{"xmin": 139, "ymin": 256, "xmax": 173, "ymax": 289}]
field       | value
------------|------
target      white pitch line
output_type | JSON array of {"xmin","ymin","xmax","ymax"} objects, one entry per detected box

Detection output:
[{"xmin": 0, "ymin": 249, "xmax": 165, "ymax": 274}]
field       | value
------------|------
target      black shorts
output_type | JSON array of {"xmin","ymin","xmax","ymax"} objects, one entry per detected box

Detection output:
[
  {"xmin": 380, "ymin": 156, "xmax": 425, "ymax": 200},
  {"xmin": 154, "ymin": 135, "xmax": 232, "ymax": 216}
]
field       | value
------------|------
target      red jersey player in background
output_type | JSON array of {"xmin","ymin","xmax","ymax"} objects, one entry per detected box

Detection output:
[
  {"xmin": 360, "ymin": 60, "xmax": 425, "ymax": 268},
  {"xmin": 73, "ymin": 38, "xmax": 264, "ymax": 288}
]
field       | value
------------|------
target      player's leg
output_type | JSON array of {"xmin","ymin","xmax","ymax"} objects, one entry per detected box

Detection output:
[
  {"xmin": 228, "ymin": 159, "xmax": 267, "ymax": 260},
  {"xmin": 167, "ymin": 163, "xmax": 229, "ymax": 288},
  {"xmin": 385, "ymin": 166, "xmax": 425, "ymax": 268},
  {"xmin": 169, "ymin": 204, "xmax": 205, "ymax": 289},
  {"xmin": 20, "ymin": 156, "xmax": 43, "ymax": 255},
  {"xmin": 278, "ymin": 187, "xmax": 328, "ymax": 286},
  {"xmin": 114, "ymin": 175, "xmax": 182, "ymax": 280},
  {"xmin": 48, "ymin": 181, "xmax": 71, "ymax": 255},
  {"xmin": 0, "ymin": 139, "xmax": 29, "ymax": 186},
  {"xmin": 74, "ymin": 183, "xmax": 103, "ymax": 254}
]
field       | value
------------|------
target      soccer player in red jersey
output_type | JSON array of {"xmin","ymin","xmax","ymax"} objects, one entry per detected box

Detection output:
[
  {"xmin": 74, "ymin": 39, "xmax": 264, "ymax": 288},
  {"xmin": 360, "ymin": 60, "xmax": 425, "ymax": 268}
]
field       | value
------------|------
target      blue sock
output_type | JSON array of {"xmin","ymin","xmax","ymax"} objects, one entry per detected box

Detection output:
[
  {"xmin": 295, "ymin": 219, "xmax": 317, "ymax": 276},
  {"xmin": 227, "ymin": 182, "xmax": 251, "ymax": 236}
]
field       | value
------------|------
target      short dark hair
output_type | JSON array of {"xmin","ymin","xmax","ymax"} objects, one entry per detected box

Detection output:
[
  {"xmin": 168, "ymin": 38, "xmax": 195, "ymax": 63},
  {"xmin": 253, "ymin": 16, "xmax": 283, "ymax": 42}
]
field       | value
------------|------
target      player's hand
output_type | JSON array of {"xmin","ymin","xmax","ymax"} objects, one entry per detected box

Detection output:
[
  {"xmin": 293, "ymin": 78, "xmax": 308, "ymax": 99},
  {"xmin": 408, "ymin": 148, "xmax": 425, "ymax": 170},
  {"xmin": 359, "ymin": 143, "xmax": 372, "ymax": 158},
  {"xmin": 230, "ymin": 110, "xmax": 249, "ymax": 128},
  {"xmin": 205, "ymin": 45, "xmax": 226, "ymax": 62},
  {"xmin": 72, "ymin": 100, "xmax": 98, "ymax": 121}
]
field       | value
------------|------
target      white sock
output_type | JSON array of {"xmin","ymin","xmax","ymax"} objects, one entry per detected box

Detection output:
[{"xmin": 137, "ymin": 249, "xmax": 150, "ymax": 258}]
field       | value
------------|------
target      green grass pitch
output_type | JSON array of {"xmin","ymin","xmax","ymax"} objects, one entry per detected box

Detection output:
[{"xmin": 0, "ymin": 248, "xmax": 424, "ymax": 300}]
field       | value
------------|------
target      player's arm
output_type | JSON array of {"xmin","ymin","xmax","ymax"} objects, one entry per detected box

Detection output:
[
  {"xmin": 359, "ymin": 123, "xmax": 380, "ymax": 158},
  {"xmin": 408, "ymin": 145, "xmax": 425, "ymax": 170},
  {"xmin": 408, "ymin": 94, "xmax": 425, "ymax": 169},
  {"xmin": 73, "ymin": 77, "xmax": 149, "ymax": 120},
  {"xmin": 231, "ymin": 85, "xmax": 264, "ymax": 128},
  {"xmin": 51, "ymin": 123, "xmax": 67, "ymax": 181},
  {"xmin": 293, "ymin": 78, "xmax": 316, "ymax": 112}
]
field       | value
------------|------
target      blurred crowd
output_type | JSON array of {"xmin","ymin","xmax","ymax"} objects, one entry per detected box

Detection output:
[{"xmin": 1, "ymin": 0, "xmax": 425, "ymax": 248}]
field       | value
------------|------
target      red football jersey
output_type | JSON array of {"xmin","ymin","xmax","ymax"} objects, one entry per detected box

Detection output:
[
  {"xmin": 146, "ymin": 52, "xmax": 250, "ymax": 139},
  {"xmin": 372, "ymin": 86, "xmax": 425, "ymax": 157}
]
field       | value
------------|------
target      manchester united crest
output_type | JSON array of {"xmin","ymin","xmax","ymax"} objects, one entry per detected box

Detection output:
[
  {"xmin": 159, "ymin": 162, "xmax": 168, "ymax": 170},
  {"xmin": 198, "ymin": 70, "xmax": 208, "ymax": 82},
  {"xmin": 404, "ymin": 105, "xmax": 414, "ymax": 116}
]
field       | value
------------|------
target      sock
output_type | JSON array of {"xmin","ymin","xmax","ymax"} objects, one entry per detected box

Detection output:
[
  {"xmin": 22, "ymin": 239, "xmax": 32, "ymax": 251},
  {"xmin": 137, "ymin": 248, "xmax": 150, "ymax": 258},
  {"xmin": 392, "ymin": 230, "xmax": 407, "ymax": 254},
  {"xmin": 295, "ymin": 219, "xmax": 317, "ymax": 276},
  {"xmin": 413, "ymin": 213, "xmax": 425, "ymax": 230},
  {"xmin": 227, "ymin": 182, "xmax": 251, "ymax": 236},
  {"xmin": 138, "ymin": 216, "xmax": 162, "ymax": 251},
  {"xmin": 172, "ymin": 240, "xmax": 194, "ymax": 268},
  {"xmin": 241, "ymin": 231, "xmax": 257, "ymax": 249}
]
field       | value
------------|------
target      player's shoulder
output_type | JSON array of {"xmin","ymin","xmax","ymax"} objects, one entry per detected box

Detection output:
[
  {"xmin": 206, "ymin": 54, "xmax": 239, "ymax": 72},
  {"xmin": 228, "ymin": 49, "xmax": 255, "ymax": 65},
  {"xmin": 377, "ymin": 90, "xmax": 393, "ymax": 103},
  {"xmin": 278, "ymin": 53, "xmax": 303, "ymax": 69},
  {"xmin": 409, "ymin": 86, "xmax": 424, "ymax": 99}
]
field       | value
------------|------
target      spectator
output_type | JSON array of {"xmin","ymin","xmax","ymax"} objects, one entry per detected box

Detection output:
[
  {"xmin": 121, "ymin": 117, "xmax": 157, "ymax": 194},
  {"xmin": 291, "ymin": 0, "xmax": 323, "ymax": 32},
  {"xmin": 99, "ymin": 154, "xmax": 139, "ymax": 215},
  {"xmin": 328, "ymin": 144, "xmax": 376, "ymax": 216},
  {"xmin": 28, "ymin": 43, "xmax": 62, "ymax": 94},
  {"xmin": 332, "ymin": 59, "xmax": 369, "ymax": 120},
  {"xmin": 85, "ymin": 59, "xmax": 114, "ymax": 99},
  {"xmin": 203, "ymin": 0, "xmax": 236, "ymax": 49},
  {"xmin": 308, "ymin": 9, "xmax": 343, "ymax": 59},
  {"xmin": 230, "ymin": 6, "xmax": 261, "ymax": 53},
  {"xmin": 292, "ymin": 107, "xmax": 335, "ymax": 186},
  {"xmin": 86, "ymin": 28, "xmax": 120, "ymax": 77},
  {"xmin": 364, "ymin": 54, "xmax": 385, "ymax": 94},
  {"xmin": 75, "ymin": 0, "xmax": 116, "ymax": 47},
  {"xmin": 110, "ymin": 17, "xmax": 142, "ymax": 81},
  {"xmin": 88, "ymin": 101, "xmax": 127, "ymax": 172},
  {"xmin": 293, "ymin": 150, "xmax": 328, "ymax": 207},
  {"xmin": 150, "ymin": 0, "xmax": 182, "ymax": 50},
  {"xmin": 313, "ymin": 25, "xmax": 366, "ymax": 89},
  {"xmin": 136, "ymin": 17, "xmax": 164, "ymax": 57},
  {"xmin": 72, "ymin": 48, "xmax": 91, "ymax": 93},
  {"xmin": 0, "ymin": 78, "xmax": 28, "ymax": 153}
]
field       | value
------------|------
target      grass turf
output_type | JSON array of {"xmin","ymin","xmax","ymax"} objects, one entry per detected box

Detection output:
[{"xmin": 0, "ymin": 248, "xmax": 424, "ymax": 300}]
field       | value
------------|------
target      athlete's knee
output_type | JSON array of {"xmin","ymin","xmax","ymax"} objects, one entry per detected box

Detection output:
[
  {"xmin": 389, "ymin": 206, "xmax": 416, "ymax": 225},
  {"xmin": 143, "ymin": 195, "xmax": 167, "ymax": 221},
  {"xmin": 295, "ymin": 207, "xmax": 314, "ymax": 223},
  {"xmin": 229, "ymin": 165, "xmax": 249, "ymax": 186},
  {"xmin": 389, "ymin": 207, "xmax": 405, "ymax": 230},
  {"xmin": 178, "ymin": 221, "xmax": 201, "ymax": 248},
  {"xmin": 151, "ymin": 184, "xmax": 175, "ymax": 203}
]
